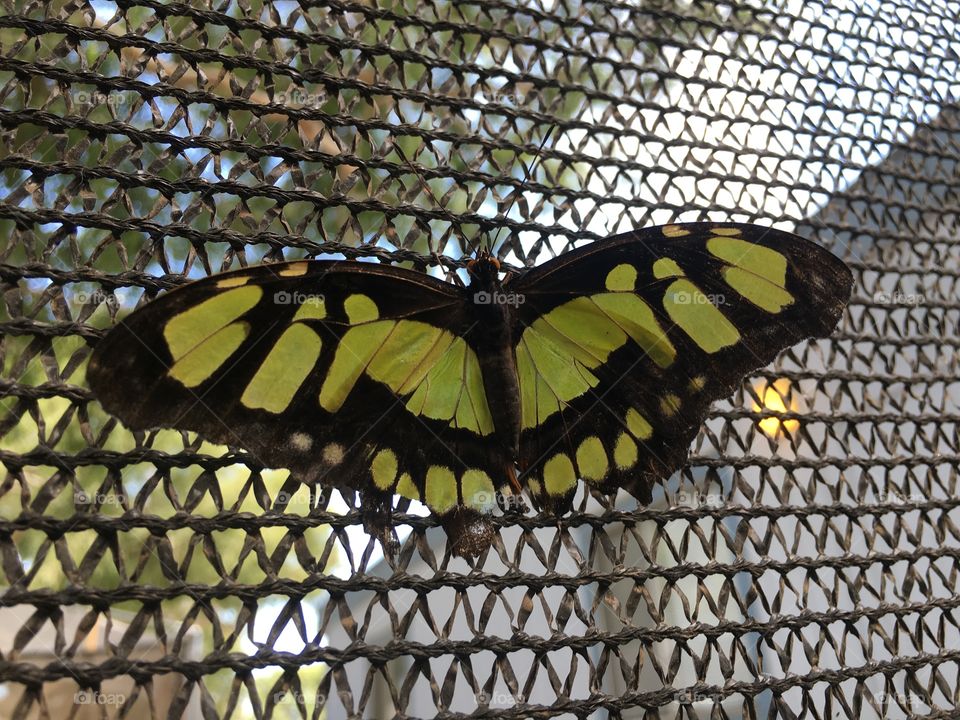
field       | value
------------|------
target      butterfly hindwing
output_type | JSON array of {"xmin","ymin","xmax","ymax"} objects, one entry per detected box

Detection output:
[
  {"xmin": 506, "ymin": 222, "xmax": 852, "ymax": 511},
  {"xmin": 87, "ymin": 261, "xmax": 510, "ymax": 521}
]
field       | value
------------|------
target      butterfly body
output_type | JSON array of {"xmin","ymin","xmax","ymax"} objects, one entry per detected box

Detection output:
[
  {"xmin": 464, "ymin": 255, "xmax": 524, "ymax": 464},
  {"xmin": 87, "ymin": 223, "xmax": 852, "ymax": 557}
]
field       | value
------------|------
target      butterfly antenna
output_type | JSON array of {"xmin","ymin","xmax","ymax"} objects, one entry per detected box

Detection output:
[
  {"xmin": 390, "ymin": 118, "xmax": 555, "ymax": 275},
  {"xmin": 390, "ymin": 137, "xmax": 461, "ymax": 284},
  {"xmin": 488, "ymin": 122, "xmax": 556, "ymax": 259}
]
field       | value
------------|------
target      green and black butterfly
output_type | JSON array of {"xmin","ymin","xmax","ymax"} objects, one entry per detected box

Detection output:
[{"xmin": 87, "ymin": 223, "xmax": 852, "ymax": 556}]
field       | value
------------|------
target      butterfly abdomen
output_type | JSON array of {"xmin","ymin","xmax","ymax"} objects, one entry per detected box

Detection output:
[{"xmin": 465, "ymin": 269, "xmax": 522, "ymax": 461}]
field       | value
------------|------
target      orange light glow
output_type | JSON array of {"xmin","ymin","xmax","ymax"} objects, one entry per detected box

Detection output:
[{"xmin": 753, "ymin": 378, "xmax": 800, "ymax": 438}]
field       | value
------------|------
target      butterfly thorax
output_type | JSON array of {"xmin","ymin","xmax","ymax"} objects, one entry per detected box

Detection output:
[{"xmin": 465, "ymin": 256, "xmax": 522, "ymax": 462}]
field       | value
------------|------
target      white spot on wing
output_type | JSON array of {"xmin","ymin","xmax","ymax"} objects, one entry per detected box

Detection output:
[
  {"xmin": 323, "ymin": 442, "xmax": 345, "ymax": 465},
  {"xmin": 290, "ymin": 432, "xmax": 313, "ymax": 452}
]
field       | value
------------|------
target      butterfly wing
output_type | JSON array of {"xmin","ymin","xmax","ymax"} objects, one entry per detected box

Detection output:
[
  {"xmin": 505, "ymin": 223, "xmax": 852, "ymax": 512},
  {"xmin": 88, "ymin": 261, "xmax": 510, "ymax": 538}
]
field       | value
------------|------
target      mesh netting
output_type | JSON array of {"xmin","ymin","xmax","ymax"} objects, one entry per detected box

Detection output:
[{"xmin": 1, "ymin": 0, "xmax": 959, "ymax": 718}]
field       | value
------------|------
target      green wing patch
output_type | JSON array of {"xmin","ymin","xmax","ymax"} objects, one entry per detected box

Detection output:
[
  {"xmin": 152, "ymin": 278, "xmax": 494, "ymax": 436},
  {"xmin": 514, "ymin": 291, "xmax": 676, "ymax": 429}
]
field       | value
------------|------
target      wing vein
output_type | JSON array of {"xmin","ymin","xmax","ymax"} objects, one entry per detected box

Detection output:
[
  {"xmin": 537, "ymin": 311, "xmax": 607, "ymax": 366},
  {"xmin": 391, "ymin": 324, "xmax": 453, "ymax": 396}
]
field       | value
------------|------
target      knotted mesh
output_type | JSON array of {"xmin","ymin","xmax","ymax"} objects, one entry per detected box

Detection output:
[{"xmin": 1, "ymin": 1, "xmax": 958, "ymax": 718}]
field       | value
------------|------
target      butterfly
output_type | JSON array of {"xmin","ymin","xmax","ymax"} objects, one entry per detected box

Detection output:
[{"xmin": 86, "ymin": 223, "xmax": 852, "ymax": 557}]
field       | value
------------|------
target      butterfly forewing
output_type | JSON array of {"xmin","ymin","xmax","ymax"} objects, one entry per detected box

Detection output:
[
  {"xmin": 87, "ymin": 261, "xmax": 511, "ymax": 519},
  {"xmin": 505, "ymin": 223, "xmax": 852, "ymax": 512}
]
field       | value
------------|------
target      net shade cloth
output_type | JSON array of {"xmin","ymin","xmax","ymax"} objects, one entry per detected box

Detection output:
[{"xmin": 0, "ymin": 0, "xmax": 958, "ymax": 718}]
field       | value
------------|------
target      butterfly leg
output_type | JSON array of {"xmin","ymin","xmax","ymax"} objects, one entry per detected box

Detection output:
[
  {"xmin": 505, "ymin": 462, "xmax": 523, "ymax": 494},
  {"xmin": 358, "ymin": 490, "xmax": 400, "ymax": 561}
]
